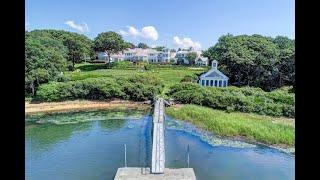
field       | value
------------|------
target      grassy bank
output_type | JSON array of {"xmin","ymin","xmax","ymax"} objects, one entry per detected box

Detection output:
[
  {"xmin": 166, "ymin": 104, "xmax": 294, "ymax": 146},
  {"xmin": 167, "ymin": 83, "xmax": 295, "ymax": 118}
]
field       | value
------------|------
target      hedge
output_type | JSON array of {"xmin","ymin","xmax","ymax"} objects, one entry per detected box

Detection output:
[
  {"xmin": 167, "ymin": 83, "xmax": 295, "ymax": 118},
  {"xmin": 36, "ymin": 74, "xmax": 164, "ymax": 102}
]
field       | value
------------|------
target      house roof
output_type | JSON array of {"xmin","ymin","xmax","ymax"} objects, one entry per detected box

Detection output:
[
  {"xmin": 111, "ymin": 54, "xmax": 124, "ymax": 58},
  {"xmin": 196, "ymin": 57, "xmax": 208, "ymax": 62},
  {"xmin": 124, "ymin": 48, "xmax": 159, "ymax": 56},
  {"xmin": 201, "ymin": 69, "xmax": 228, "ymax": 79}
]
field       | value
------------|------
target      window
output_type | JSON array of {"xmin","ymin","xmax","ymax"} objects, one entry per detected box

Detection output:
[
  {"xmin": 214, "ymin": 80, "xmax": 217, "ymax": 86},
  {"xmin": 206, "ymin": 80, "xmax": 209, "ymax": 86},
  {"xmin": 202, "ymin": 80, "xmax": 205, "ymax": 86},
  {"xmin": 219, "ymin": 80, "xmax": 222, "ymax": 87},
  {"xmin": 223, "ymin": 81, "xmax": 227, "ymax": 87},
  {"xmin": 210, "ymin": 80, "xmax": 213, "ymax": 86}
]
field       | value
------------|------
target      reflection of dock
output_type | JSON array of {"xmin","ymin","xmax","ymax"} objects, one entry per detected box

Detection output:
[{"xmin": 114, "ymin": 98, "xmax": 196, "ymax": 180}]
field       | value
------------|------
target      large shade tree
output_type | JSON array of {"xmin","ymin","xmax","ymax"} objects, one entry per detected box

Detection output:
[
  {"xmin": 186, "ymin": 52, "xmax": 198, "ymax": 65},
  {"xmin": 203, "ymin": 34, "xmax": 295, "ymax": 91},
  {"xmin": 63, "ymin": 36, "xmax": 89, "ymax": 70},
  {"xmin": 25, "ymin": 32, "xmax": 68, "ymax": 95},
  {"xmin": 272, "ymin": 36, "xmax": 295, "ymax": 88},
  {"xmin": 137, "ymin": 42, "xmax": 149, "ymax": 49},
  {"xmin": 28, "ymin": 29, "xmax": 94, "ymax": 63},
  {"xmin": 93, "ymin": 31, "xmax": 128, "ymax": 67}
]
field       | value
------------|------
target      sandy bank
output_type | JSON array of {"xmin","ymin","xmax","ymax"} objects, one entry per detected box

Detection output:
[{"xmin": 25, "ymin": 99, "xmax": 150, "ymax": 116}]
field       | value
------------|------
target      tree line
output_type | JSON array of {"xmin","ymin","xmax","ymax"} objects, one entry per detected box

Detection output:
[
  {"xmin": 203, "ymin": 34, "xmax": 295, "ymax": 91},
  {"xmin": 25, "ymin": 29, "xmax": 295, "ymax": 96}
]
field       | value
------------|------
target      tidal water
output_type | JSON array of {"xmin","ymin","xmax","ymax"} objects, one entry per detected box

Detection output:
[{"xmin": 25, "ymin": 110, "xmax": 294, "ymax": 180}]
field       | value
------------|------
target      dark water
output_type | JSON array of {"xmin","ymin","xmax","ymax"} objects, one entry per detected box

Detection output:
[{"xmin": 25, "ymin": 110, "xmax": 294, "ymax": 180}]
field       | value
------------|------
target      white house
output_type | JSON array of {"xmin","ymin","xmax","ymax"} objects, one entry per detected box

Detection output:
[
  {"xmin": 195, "ymin": 57, "xmax": 208, "ymax": 66},
  {"xmin": 122, "ymin": 48, "xmax": 170, "ymax": 63},
  {"xmin": 175, "ymin": 48, "xmax": 205, "ymax": 65},
  {"xmin": 175, "ymin": 50, "xmax": 190, "ymax": 64},
  {"xmin": 156, "ymin": 48, "xmax": 171, "ymax": 63},
  {"xmin": 199, "ymin": 60, "xmax": 229, "ymax": 87},
  {"xmin": 96, "ymin": 47, "xmax": 209, "ymax": 65},
  {"xmin": 97, "ymin": 52, "xmax": 124, "ymax": 62}
]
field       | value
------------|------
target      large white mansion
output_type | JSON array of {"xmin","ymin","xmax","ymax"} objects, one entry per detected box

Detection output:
[{"xmin": 97, "ymin": 47, "xmax": 208, "ymax": 66}]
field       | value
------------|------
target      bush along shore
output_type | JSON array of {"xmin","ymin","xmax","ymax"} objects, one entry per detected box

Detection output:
[
  {"xmin": 166, "ymin": 104, "xmax": 294, "ymax": 147},
  {"xmin": 167, "ymin": 83, "xmax": 294, "ymax": 118},
  {"xmin": 34, "ymin": 74, "xmax": 164, "ymax": 102}
]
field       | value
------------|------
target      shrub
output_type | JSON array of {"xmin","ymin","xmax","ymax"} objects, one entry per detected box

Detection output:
[
  {"xmin": 167, "ymin": 83, "xmax": 294, "ymax": 117},
  {"xmin": 119, "ymin": 74, "xmax": 164, "ymax": 101},
  {"xmin": 180, "ymin": 74, "xmax": 199, "ymax": 83},
  {"xmin": 36, "ymin": 75, "xmax": 164, "ymax": 102}
]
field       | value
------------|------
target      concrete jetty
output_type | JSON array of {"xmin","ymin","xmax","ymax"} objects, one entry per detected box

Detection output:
[{"xmin": 114, "ymin": 167, "xmax": 196, "ymax": 180}]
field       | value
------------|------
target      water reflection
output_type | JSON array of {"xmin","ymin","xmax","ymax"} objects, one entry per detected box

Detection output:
[
  {"xmin": 26, "ymin": 122, "xmax": 92, "ymax": 154},
  {"xmin": 99, "ymin": 119, "xmax": 126, "ymax": 131}
]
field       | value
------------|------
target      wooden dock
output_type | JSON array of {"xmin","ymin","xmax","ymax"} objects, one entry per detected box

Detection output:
[
  {"xmin": 114, "ymin": 98, "xmax": 196, "ymax": 179},
  {"xmin": 151, "ymin": 98, "xmax": 165, "ymax": 173}
]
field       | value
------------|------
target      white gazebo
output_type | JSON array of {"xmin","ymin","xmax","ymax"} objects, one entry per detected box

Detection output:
[{"xmin": 199, "ymin": 60, "xmax": 229, "ymax": 87}]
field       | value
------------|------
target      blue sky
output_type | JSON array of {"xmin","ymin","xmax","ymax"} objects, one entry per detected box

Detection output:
[{"xmin": 26, "ymin": 0, "xmax": 294, "ymax": 50}]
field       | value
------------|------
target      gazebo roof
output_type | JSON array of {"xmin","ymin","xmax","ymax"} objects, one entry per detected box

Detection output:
[
  {"xmin": 200, "ymin": 68, "xmax": 228, "ymax": 79},
  {"xmin": 206, "ymin": 71, "xmax": 226, "ymax": 78}
]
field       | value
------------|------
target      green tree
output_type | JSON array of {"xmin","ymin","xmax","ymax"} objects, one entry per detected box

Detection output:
[
  {"xmin": 186, "ymin": 52, "xmax": 197, "ymax": 65},
  {"xmin": 272, "ymin": 36, "xmax": 295, "ymax": 88},
  {"xmin": 202, "ymin": 34, "xmax": 294, "ymax": 91},
  {"xmin": 125, "ymin": 42, "xmax": 136, "ymax": 49},
  {"xmin": 153, "ymin": 46, "xmax": 165, "ymax": 51},
  {"xmin": 25, "ymin": 32, "xmax": 67, "ymax": 95},
  {"xmin": 137, "ymin": 42, "xmax": 149, "ymax": 49},
  {"xmin": 28, "ymin": 29, "xmax": 94, "ymax": 62},
  {"xmin": 63, "ymin": 36, "xmax": 85, "ymax": 70},
  {"xmin": 93, "ymin": 31, "xmax": 128, "ymax": 68}
]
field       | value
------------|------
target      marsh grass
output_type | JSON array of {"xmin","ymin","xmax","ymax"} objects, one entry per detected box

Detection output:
[{"xmin": 166, "ymin": 104, "xmax": 294, "ymax": 146}]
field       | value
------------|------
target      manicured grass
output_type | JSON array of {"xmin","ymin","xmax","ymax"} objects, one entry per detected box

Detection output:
[
  {"xmin": 66, "ymin": 63, "xmax": 207, "ymax": 94},
  {"xmin": 166, "ymin": 104, "xmax": 295, "ymax": 146}
]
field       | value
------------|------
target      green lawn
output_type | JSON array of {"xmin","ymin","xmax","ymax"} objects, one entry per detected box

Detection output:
[
  {"xmin": 166, "ymin": 104, "xmax": 294, "ymax": 146},
  {"xmin": 66, "ymin": 63, "xmax": 207, "ymax": 94}
]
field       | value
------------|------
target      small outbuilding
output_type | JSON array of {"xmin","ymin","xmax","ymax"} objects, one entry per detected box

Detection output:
[{"xmin": 199, "ymin": 60, "xmax": 229, "ymax": 87}]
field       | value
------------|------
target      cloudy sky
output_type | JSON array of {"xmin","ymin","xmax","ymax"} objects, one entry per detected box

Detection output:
[{"xmin": 26, "ymin": 0, "xmax": 294, "ymax": 50}]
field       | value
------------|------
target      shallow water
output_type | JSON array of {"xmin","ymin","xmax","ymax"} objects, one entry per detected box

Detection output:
[{"xmin": 25, "ymin": 110, "xmax": 294, "ymax": 180}]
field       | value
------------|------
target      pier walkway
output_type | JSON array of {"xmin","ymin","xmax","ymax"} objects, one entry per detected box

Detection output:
[{"xmin": 114, "ymin": 98, "xmax": 196, "ymax": 180}]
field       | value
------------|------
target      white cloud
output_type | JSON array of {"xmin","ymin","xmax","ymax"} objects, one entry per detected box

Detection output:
[
  {"xmin": 127, "ymin": 26, "xmax": 140, "ymax": 36},
  {"xmin": 119, "ymin": 26, "xmax": 159, "ymax": 41},
  {"xmin": 173, "ymin": 36, "xmax": 201, "ymax": 49},
  {"xmin": 141, "ymin": 26, "xmax": 158, "ymax": 41},
  {"xmin": 65, "ymin": 20, "xmax": 89, "ymax": 32}
]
